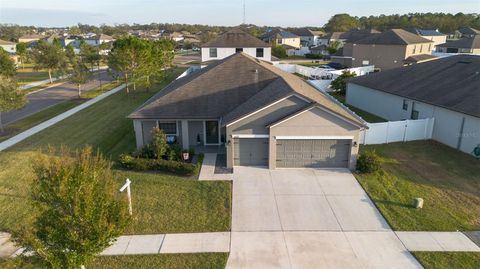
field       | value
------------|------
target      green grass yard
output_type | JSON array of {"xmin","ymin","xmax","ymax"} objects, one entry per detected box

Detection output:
[
  {"xmin": 1, "ymin": 253, "xmax": 229, "ymax": 269},
  {"xmin": 413, "ymin": 252, "xmax": 480, "ymax": 269},
  {"xmin": 356, "ymin": 141, "xmax": 480, "ymax": 231},
  {"xmin": 0, "ymin": 68, "xmax": 232, "ymax": 236}
]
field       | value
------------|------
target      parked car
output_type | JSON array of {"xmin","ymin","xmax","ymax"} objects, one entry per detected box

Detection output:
[{"xmin": 326, "ymin": 62, "xmax": 345, "ymax": 70}]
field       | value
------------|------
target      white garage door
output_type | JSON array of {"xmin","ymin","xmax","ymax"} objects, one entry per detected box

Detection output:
[{"xmin": 276, "ymin": 139, "xmax": 351, "ymax": 168}]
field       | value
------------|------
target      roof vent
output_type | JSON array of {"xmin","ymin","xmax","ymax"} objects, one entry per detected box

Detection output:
[{"xmin": 254, "ymin": 69, "xmax": 259, "ymax": 73}]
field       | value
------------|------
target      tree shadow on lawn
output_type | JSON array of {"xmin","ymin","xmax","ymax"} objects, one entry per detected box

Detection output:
[{"xmin": 372, "ymin": 199, "xmax": 412, "ymax": 209}]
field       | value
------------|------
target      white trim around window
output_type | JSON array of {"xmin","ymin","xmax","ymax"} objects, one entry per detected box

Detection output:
[
  {"xmin": 156, "ymin": 120, "xmax": 178, "ymax": 136},
  {"xmin": 275, "ymin": 136, "xmax": 354, "ymax": 140}
]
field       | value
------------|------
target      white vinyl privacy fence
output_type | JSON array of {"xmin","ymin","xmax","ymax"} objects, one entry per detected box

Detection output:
[{"xmin": 361, "ymin": 118, "xmax": 435, "ymax": 145}]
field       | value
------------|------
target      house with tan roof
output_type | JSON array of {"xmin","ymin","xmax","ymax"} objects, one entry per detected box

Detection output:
[{"xmin": 129, "ymin": 53, "xmax": 366, "ymax": 170}]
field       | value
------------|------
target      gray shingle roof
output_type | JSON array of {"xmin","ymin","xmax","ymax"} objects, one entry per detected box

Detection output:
[
  {"xmin": 202, "ymin": 29, "xmax": 269, "ymax": 48},
  {"xmin": 291, "ymin": 28, "xmax": 325, "ymax": 37},
  {"xmin": 355, "ymin": 29, "xmax": 433, "ymax": 45},
  {"xmin": 129, "ymin": 53, "xmax": 365, "ymax": 126},
  {"xmin": 458, "ymin": 27, "xmax": 480, "ymax": 36},
  {"xmin": 348, "ymin": 55, "xmax": 480, "ymax": 118},
  {"xmin": 437, "ymin": 35, "xmax": 480, "ymax": 49},
  {"xmin": 260, "ymin": 30, "xmax": 299, "ymax": 40},
  {"xmin": 341, "ymin": 29, "xmax": 381, "ymax": 42},
  {"xmin": 404, "ymin": 54, "xmax": 437, "ymax": 63},
  {"xmin": 405, "ymin": 28, "xmax": 445, "ymax": 36}
]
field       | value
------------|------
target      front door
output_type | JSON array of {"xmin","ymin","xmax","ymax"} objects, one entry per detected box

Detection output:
[{"xmin": 205, "ymin": 121, "xmax": 220, "ymax": 145}]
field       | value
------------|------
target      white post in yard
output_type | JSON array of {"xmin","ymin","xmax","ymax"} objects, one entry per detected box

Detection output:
[{"xmin": 120, "ymin": 178, "xmax": 132, "ymax": 216}]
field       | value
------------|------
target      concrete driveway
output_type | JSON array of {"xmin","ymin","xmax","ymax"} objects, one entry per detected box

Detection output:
[{"xmin": 227, "ymin": 167, "xmax": 422, "ymax": 269}]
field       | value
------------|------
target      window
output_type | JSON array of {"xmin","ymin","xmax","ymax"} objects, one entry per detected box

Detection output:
[
  {"xmin": 209, "ymin": 48, "xmax": 217, "ymax": 58},
  {"xmin": 402, "ymin": 100, "xmax": 408, "ymax": 110},
  {"xmin": 410, "ymin": 110, "xmax": 419, "ymax": 120},
  {"xmin": 420, "ymin": 44, "xmax": 423, "ymax": 52},
  {"xmin": 158, "ymin": 121, "xmax": 177, "ymax": 135},
  {"xmin": 428, "ymin": 44, "xmax": 432, "ymax": 51},
  {"xmin": 277, "ymin": 39, "xmax": 283, "ymax": 44},
  {"xmin": 256, "ymin": 48, "xmax": 264, "ymax": 57},
  {"xmin": 235, "ymin": 48, "xmax": 243, "ymax": 53},
  {"xmin": 412, "ymin": 45, "xmax": 416, "ymax": 54}
]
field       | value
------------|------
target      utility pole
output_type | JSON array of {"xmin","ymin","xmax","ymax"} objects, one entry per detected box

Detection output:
[{"xmin": 243, "ymin": 0, "xmax": 246, "ymax": 25}]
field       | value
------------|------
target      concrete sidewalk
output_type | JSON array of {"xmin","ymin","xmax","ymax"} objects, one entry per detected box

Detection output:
[
  {"xmin": 0, "ymin": 83, "xmax": 126, "ymax": 152},
  {"xmin": 6, "ymin": 232, "xmax": 230, "ymax": 258},
  {"xmin": 198, "ymin": 153, "xmax": 232, "ymax": 181},
  {"xmin": 396, "ymin": 231, "xmax": 480, "ymax": 252}
]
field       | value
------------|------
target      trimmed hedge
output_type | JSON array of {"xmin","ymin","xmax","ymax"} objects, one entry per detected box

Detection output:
[{"xmin": 119, "ymin": 153, "xmax": 203, "ymax": 176}]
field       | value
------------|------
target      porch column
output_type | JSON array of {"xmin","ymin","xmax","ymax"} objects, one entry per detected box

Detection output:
[
  {"xmin": 181, "ymin": 120, "xmax": 189, "ymax": 150},
  {"xmin": 133, "ymin": 120, "xmax": 144, "ymax": 149}
]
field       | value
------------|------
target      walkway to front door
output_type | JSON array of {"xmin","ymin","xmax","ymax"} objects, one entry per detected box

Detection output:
[{"xmin": 226, "ymin": 167, "xmax": 423, "ymax": 269}]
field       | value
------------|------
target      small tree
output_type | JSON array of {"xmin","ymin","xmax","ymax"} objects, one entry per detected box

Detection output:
[
  {"xmin": 327, "ymin": 40, "xmax": 341, "ymax": 55},
  {"xmin": 31, "ymin": 41, "xmax": 67, "ymax": 83},
  {"xmin": 151, "ymin": 127, "xmax": 168, "ymax": 159},
  {"xmin": 65, "ymin": 44, "xmax": 76, "ymax": 65},
  {"xmin": 0, "ymin": 75, "xmax": 26, "ymax": 132},
  {"xmin": 15, "ymin": 146, "xmax": 130, "ymax": 269},
  {"xmin": 330, "ymin": 70, "xmax": 357, "ymax": 95},
  {"xmin": 272, "ymin": 44, "xmax": 287, "ymax": 59},
  {"xmin": 69, "ymin": 60, "xmax": 91, "ymax": 97},
  {"xmin": 0, "ymin": 47, "xmax": 16, "ymax": 78},
  {"xmin": 16, "ymin": 42, "xmax": 28, "ymax": 69}
]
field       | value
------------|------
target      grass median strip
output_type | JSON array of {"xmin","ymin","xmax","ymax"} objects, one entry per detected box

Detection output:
[{"xmin": 1, "ymin": 253, "xmax": 229, "ymax": 269}]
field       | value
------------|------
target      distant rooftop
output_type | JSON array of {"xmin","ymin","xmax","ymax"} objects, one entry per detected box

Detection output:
[
  {"xmin": 437, "ymin": 35, "xmax": 480, "ymax": 49},
  {"xmin": 355, "ymin": 29, "xmax": 433, "ymax": 45},
  {"xmin": 405, "ymin": 28, "xmax": 446, "ymax": 36},
  {"xmin": 202, "ymin": 29, "xmax": 269, "ymax": 48}
]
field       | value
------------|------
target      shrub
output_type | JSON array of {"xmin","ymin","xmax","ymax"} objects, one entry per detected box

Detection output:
[
  {"xmin": 119, "ymin": 153, "xmax": 199, "ymax": 176},
  {"xmin": 357, "ymin": 150, "xmax": 381, "ymax": 173},
  {"xmin": 167, "ymin": 144, "xmax": 182, "ymax": 161},
  {"xmin": 16, "ymin": 146, "xmax": 130, "ymax": 269},
  {"xmin": 151, "ymin": 127, "xmax": 168, "ymax": 159},
  {"xmin": 305, "ymin": 53, "xmax": 322, "ymax": 59}
]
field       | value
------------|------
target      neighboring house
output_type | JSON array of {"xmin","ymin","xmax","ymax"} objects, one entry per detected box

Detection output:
[
  {"xmin": 201, "ymin": 29, "xmax": 271, "ymax": 62},
  {"xmin": 346, "ymin": 55, "xmax": 480, "ymax": 155},
  {"xmin": 405, "ymin": 28, "xmax": 447, "ymax": 50},
  {"xmin": 436, "ymin": 35, "xmax": 480, "ymax": 55},
  {"xmin": 84, "ymin": 34, "xmax": 114, "ymax": 46},
  {"xmin": 333, "ymin": 29, "xmax": 434, "ymax": 70},
  {"xmin": 319, "ymin": 32, "xmax": 346, "ymax": 46},
  {"xmin": 290, "ymin": 28, "xmax": 326, "ymax": 47},
  {"xmin": 129, "ymin": 53, "xmax": 367, "ymax": 170},
  {"xmin": 18, "ymin": 34, "xmax": 44, "ymax": 43},
  {"xmin": 260, "ymin": 30, "xmax": 301, "ymax": 49},
  {"xmin": 0, "ymin": 39, "xmax": 16, "ymax": 53},
  {"xmin": 309, "ymin": 44, "xmax": 329, "ymax": 56},
  {"xmin": 458, "ymin": 27, "xmax": 480, "ymax": 38},
  {"xmin": 170, "ymin": 32, "xmax": 185, "ymax": 42}
]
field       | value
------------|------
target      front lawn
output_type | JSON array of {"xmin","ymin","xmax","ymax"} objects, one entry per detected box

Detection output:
[
  {"xmin": 1, "ymin": 253, "xmax": 229, "ymax": 269},
  {"xmin": 413, "ymin": 252, "xmax": 480, "ymax": 269},
  {"xmin": 355, "ymin": 141, "xmax": 480, "ymax": 231},
  {"xmin": 0, "ymin": 67, "xmax": 232, "ymax": 235}
]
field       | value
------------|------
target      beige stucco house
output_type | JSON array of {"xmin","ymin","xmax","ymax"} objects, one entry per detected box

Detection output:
[
  {"xmin": 405, "ymin": 28, "xmax": 447, "ymax": 50},
  {"xmin": 333, "ymin": 29, "xmax": 435, "ymax": 70},
  {"xmin": 129, "ymin": 53, "xmax": 366, "ymax": 170},
  {"xmin": 260, "ymin": 30, "xmax": 301, "ymax": 49},
  {"xmin": 436, "ymin": 35, "xmax": 480, "ymax": 55}
]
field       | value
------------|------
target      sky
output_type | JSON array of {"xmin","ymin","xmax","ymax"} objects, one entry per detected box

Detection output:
[{"xmin": 0, "ymin": 0, "xmax": 479, "ymax": 27}]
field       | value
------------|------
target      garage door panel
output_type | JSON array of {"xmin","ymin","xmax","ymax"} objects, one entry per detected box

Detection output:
[
  {"xmin": 276, "ymin": 139, "xmax": 351, "ymax": 168},
  {"xmin": 234, "ymin": 138, "xmax": 269, "ymax": 166}
]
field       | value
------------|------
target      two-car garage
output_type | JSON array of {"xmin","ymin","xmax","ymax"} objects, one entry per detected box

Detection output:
[{"xmin": 232, "ymin": 136, "xmax": 352, "ymax": 169}]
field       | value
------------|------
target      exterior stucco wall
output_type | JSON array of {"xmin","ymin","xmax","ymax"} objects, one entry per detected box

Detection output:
[
  {"xmin": 346, "ymin": 83, "xmax": 480, "ymax": 155},
  {"xmin": 269, "ymin": 107, "xmax": 362, "ymax": 170},
  {"xmin": 201, "ymin": 47, "xmax": 271, "ymax": 62},
  {"xmin": 226, "ymin": 95, "xmax": 310, "ymax": 168},
  {"xmin": 350, "ymin": 42, "xmax": 432, "ymax": 70},
  {"xmin": 422, "ymin": 35, "xmax": 447, "ymax": 49},
  {"xmin": 0, "ymin": 44, "xmax": 16, "ymax": 53},
  {"xmin": 279, "ymin": 37, "xmax": 301, "ymax": 49}
]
